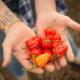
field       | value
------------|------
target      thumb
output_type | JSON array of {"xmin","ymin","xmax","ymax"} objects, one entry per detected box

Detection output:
[
  {"xmin": 65, "ymin": 16, "xmax": 80, "ymax": 31},
  {"xmin": 2, "ymin": 41, "xmax": 12, "ymax": 68}
]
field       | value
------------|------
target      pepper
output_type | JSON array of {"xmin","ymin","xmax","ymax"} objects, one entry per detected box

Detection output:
[
  {"xmin": 40, "ymin": 37, "xmax": 52, "ymax": 48},
  {"xmin": 52, "ymin": 45, "xmax": 68, "ymax": 58},
  {"xmin": 52, "ymin": 34, "xmax": 61, "ymax": 48},
  {"xmin": 29, "ymin": 48, "xmax": 43, "ymax": 60},
  {"xmin": 44, "ymin": 49, "xmax": 53, "ymax": 63},
  {"xmin": 34, "ymin": 53, "xmax": 50, "ymax": 68},
  {"xmin": 21, "ymin": 36, "xmax": 41, "ymax": 50},
  {"xmin": 22, "ymin": 53, "xmax": 50, "ymax": 70},
  {"xmin": 46, "ymin": 35, "xmax": 54, "ymax": 40},
  {"xmin": 45, "ymin": 19, "xmax": 56, "ymax": 40}
]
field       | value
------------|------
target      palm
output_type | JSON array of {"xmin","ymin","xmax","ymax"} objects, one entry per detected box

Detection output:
[
  {"xmin": 3, "ymin": 22, "xmax": 44, "ymax": 74},
  {"xmin": 36, "ymin": 12, "xmax": 80, "ymax": 70},
  {"xmin": 36, "ymin": 12, "xmax": 67, "ymax": 40}
]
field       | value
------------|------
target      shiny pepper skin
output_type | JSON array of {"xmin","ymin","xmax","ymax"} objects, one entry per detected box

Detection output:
[
  {"xmin": 44, "ymin": 19, "xmax": 56, "ymax": 40},
  {"xmin": 29, "ymin": 48, "xmax": 43, "ymax": 60},
  {"xmin": 52, "ymin": 34, "xmax": 61, "ymax": 48},
  {"xmin": 45, "ymin": 27, "xmax": 56, "ymax": 36},
  {"xmin": 25, "ymin": 36, "xmax": 41, "ymax": 50},
  {"xmin": 40, "ymin": 37, "xmax": 52, "ymax": 48},
  {"xmin": 34, "ymin": 53, "xmax": 50, "ymax": 68},
  {"xmin": 46, "ymin": 35, "xmax": 54, "ymax": 40},
  {"xmin": 44, "ymin": 49, "xmax": 53, "ymax": 63},
  {"xmin": 52, "ymin": 45, "xmax": 68, "ymax": 58},
  {"xmin": 45, "ymin": 27, "xmax": 56, "ymax": 40}
]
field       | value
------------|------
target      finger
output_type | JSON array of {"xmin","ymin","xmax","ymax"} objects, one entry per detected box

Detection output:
[
  {"xmin": 21, "ymin": 60, "xmax": 44, "ymax": 74},
  {"xmin": 44, "ymin": 63, "xmax": 55, "ymax": 72},
  {"xmin": 2, "ymin": 42, "xmax": 12, "ymax": 68},
  {"xmin": 62, "ymin": 39, "xmax": 74, "ymax": 62},
  {"xmin": 58, "ymin": 55, "xmax": 67, "ymax": 67},
  {"xmin": 53, "ymin": 58, "xmax": 61, "ymax": 70},
  {"xmin": 65, "ymin": 16, "xmax": 80, "ymax": 31}
]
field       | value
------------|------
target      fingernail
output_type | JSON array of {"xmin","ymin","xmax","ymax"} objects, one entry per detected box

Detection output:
[{"xmin": 2, "ymin": 61, "xmax": 5, "ymax": 68}]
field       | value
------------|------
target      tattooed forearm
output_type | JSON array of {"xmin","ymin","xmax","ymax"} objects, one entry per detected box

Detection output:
[{"xmin": 0, "ymin": 10, "xmax": 16, "ymax": 26}]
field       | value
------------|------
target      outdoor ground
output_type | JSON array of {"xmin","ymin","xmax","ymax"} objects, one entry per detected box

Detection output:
[{"xmin": 0, "ymin": 0, "xmax": 80, "ymax": 80}]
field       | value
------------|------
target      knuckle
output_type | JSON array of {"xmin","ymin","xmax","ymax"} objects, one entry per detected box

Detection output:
[
  {"xmin": 64, "ymin": 16, "xmax": 70, "ymax": 26},
  {"xmin": 66, "ymin": 16, "xmax": 70, "ymax": 20}
]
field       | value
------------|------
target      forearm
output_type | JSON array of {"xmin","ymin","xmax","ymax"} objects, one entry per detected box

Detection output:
[
  {"xmin": 34, "ymin": 0, "xmax": 56, "ymax": 15},
  {"xmin": 0, "ymin": 1, "xmax": 18, "ymax": 33}
]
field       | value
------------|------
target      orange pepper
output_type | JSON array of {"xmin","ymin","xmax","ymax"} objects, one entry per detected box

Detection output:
[
  {"xmin": 34, "ymin": 53, "xmax": 50, "ymax": 68},
  {"xmin": 22, "ymin": 53, "xmax": 50, "ymax": 71}
]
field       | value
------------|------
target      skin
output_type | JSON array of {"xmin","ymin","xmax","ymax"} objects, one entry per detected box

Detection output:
[
  {"xmin": 0, "ymin": 1, "xmax": 43, "ymax": 80},
  {"xmin": 35, "ymin": 0, "xmax": 80, "ymax": 71},
  {"xmin": 2, "ymin": 22, "xmax": 44, "ymax": 74},
  {"xmin": 0, "ymin": 0, "xmax": 80, "ymax": 78}
]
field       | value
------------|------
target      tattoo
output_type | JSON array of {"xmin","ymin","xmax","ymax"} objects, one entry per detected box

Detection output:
[{"xmin": 0, "ymin": 10, "xmax": 16, "ymax": 26}]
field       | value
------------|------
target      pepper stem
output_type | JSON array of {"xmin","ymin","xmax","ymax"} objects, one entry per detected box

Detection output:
[
  {"xmin": 21, "ymin": 45, "xmax": 28, "ymax": 49},
  {"xmin": 22, "ymin": 64, "xmax": 37, "ymax": 71},
  {"xmin": 22, "ymin": 54, "xmax": 37, "ymax": 71},
  {"xmin": 46, "ymin": 40, "xmax": 60, "ymax": 44},
  {"xmin": 53, "ymin": 40, "xmax": 60, "ymax": 42},
  {"xmin": 49, "ymin": 54, "xmax": 59, "ymax": 61},
  {"xmin": 48, "ymin": 19, "xmax": 56, "ymax": 29},
  {"xmin": 46, "ymin": 40, "xmax": 51, "ymax": 43},
  {"xmin": 32, "ymin": 54, "xmax": 36, "ymax": 68}
]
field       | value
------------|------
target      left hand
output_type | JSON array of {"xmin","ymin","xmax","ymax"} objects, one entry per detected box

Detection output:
[{"xmin": 36, "ymin": 12, "xmax": 80, "ymax": 72}]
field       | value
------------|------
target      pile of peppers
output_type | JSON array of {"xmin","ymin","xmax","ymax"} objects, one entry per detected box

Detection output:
[{"xmin": 21, "ymin": 19, "xmax": 68, "ymax": 70}]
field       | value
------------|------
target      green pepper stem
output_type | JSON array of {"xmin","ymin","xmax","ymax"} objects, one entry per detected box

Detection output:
[
  {"xmin": 48, "ymin": 19, "xmax": 56, "ymax": 29},
  {"xmin": 49, "ymin": 54, "xmax": 59, "ymax": 61},
  {"xmin": 46, "ymin": 40, "xmax": 51, "ymax": 43},
  {"xmin": 46, "ymin": 40, "xmax": 60, "ymax": 44},
  {"xmin": 22, "ymin": 55, "xmax": 37, "ymax": 71},
  {"xmin": 53, "ymin": 40, "xmax": 60, "ymax": 42},
  {"xmin": 21, "ymin": 45, "xmax": 28, "ymax": 49},
  {"xmin": 22, "ymin": 64, "xmax": 37, "ymax": 71},
  {"xmin": 32, "ymin": 54, "xmax": 36, "ymax": 68}
]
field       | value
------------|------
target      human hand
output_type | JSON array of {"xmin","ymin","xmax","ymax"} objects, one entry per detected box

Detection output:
[
  {"xmin": 36, "ymin": 12, "xmax": 80, "ymax": 71},
  {"xmin": 2, "ymin": 21, "xmax": 44, "ymax": 74}
]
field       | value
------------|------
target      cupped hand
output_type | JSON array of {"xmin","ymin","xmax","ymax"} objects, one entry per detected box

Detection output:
[
  {"xmin": 2, "ymin": 22, "xmax": 44, "ymax": 74},
  {"xmin": 36, "ymin": 12, "xmax": 80, "ymax": 71}
]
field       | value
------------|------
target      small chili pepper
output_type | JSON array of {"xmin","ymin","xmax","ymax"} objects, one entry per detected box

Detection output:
[
  {"xmin": 52, "ymin": 34, "xmax": 61, "ymax": 48},
  {"xmin": 29, "ymin": 48, "xmax": 43, "ymax": 60},
  {"xmin": 34, "ymin": 53, "xmax": 50, "ymax": 68},
  {"xmin": 44, "ymin": 49, "xmax": 53, "ymax": 63},
  {"xmin": 21, "ymin": 36, "xmax": 41, "ymax": 50},
  {"xmin": 46, "ymin": 35, "xmax": 54, "ymax": 40},
  {"xmin": 22, "ymin": 53, "xmax": 50, "ymax": 70},
  {"xmin": 45, "ymin": 19, "xmax": 56, "ymax": 40},
  {"xmin": 40, "ymin": 37, "xmax": 52, "ymax": 48},
  {"xmin": 52, "ymin": 45, "xmax": 68, "ymax": 58}
]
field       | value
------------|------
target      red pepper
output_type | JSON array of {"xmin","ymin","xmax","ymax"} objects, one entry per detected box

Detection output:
[
  {"xmin": 44, "ymin": 49, "xmax": 53, "ymax": 63},
  {"xmin": 44, "ymin": 19, "xmax": 56, "ymax": 40},
  {"xmin": 52, "ymin": 34, "xmax": 61, "ymax": 48},
  {"xmin": 45, "ymin": 27, "xmax": 56, "ymax": 36},
  {"xmin": 40, "ymin": 37, "xmax": 52, "ymax": 48},
  {"xmin": 52, "ymin": 45, "xmax": 68, "ymax": 58},
  {"xmin": 21, "ymin": 36, "xmax": 41, "ymax": 50},
  {"xmin": 46, "ymin": 35, "xmax": 54, "ymax": 40},
  {"xmin": 29, "ymin": 48, "xmax": 43, "ymax": 60}
]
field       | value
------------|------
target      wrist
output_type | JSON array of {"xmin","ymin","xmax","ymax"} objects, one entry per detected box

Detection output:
[
  {"xmin": 0, "ymin": 10, "xmax": 21, "ymax": 34},
  {"xmin": 35, "ymin": 0, "xmax": 56, "ymax": 15},
  {"xmin": 5, "ymin": 19, "xmax": 23, "ymax": 34}
]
